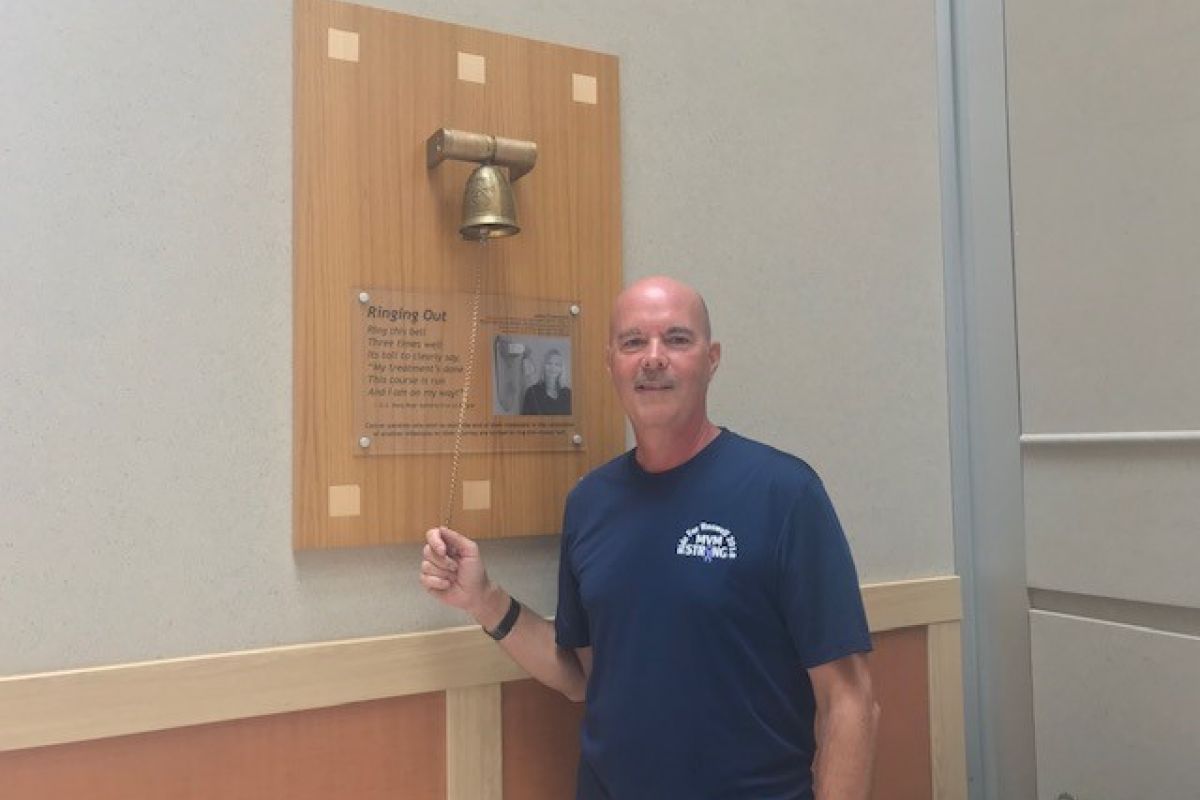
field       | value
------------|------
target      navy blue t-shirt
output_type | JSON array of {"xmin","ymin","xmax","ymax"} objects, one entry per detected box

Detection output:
[{"xmin": 555, "ymin": 429, "xmax": 871, "ymax": 800}]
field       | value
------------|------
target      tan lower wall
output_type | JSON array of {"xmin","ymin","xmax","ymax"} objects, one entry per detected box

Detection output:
[
  {"xmin": 873, "ymin": 626, "xmax": 934, "ymax": 800},
  {"xmin": 0, "ymin": 576, "xmax": 964, "ymax": 799},
  {"xmin": 1, "ymin": 693, "xmax": 448, "ymax": 800}
]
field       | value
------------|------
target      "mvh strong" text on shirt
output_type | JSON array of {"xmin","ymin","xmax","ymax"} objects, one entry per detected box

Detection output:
[{"xmin": 676, "ymin": 522, "xmax": 738, "ymax": 563}]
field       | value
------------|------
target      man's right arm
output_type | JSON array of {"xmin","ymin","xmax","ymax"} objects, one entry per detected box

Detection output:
[{"xmin": 420, "ymin": 526, "xmax": 591, "ymax": 702}]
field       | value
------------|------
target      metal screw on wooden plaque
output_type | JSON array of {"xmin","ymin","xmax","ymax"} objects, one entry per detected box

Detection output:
[
  {"xmin": 569, "ymin": 303, "xmax": 581, "ymax": 316},
  {"xmin": 358, "ymin": 291, "xmax": 371, "ymax": 304},
  {"xmin": 359, "ymin": 436, "xmax": 371, "ymax": 449},
  {"xmin": 571, "ymin": 433, "xmax": 583, "ymax": 446}
]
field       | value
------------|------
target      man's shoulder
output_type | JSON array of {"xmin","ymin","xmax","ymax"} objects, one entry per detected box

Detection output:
[
  {"xmin": 567, "ymin": 447, "xmax": 633, "ymax": 504},
  {"xmin": 721, "ymin": 430, "xmax": 823, "ymax": 491}
]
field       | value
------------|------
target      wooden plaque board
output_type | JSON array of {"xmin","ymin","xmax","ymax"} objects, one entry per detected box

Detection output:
[{"xmin": 294, "ymin": 0, "xmax": 623, "ymax": 548}]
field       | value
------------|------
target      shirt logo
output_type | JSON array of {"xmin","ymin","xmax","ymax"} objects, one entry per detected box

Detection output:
[{"xmin": 676, "ymin": 521, "xmax": 738, "ymax": 563}]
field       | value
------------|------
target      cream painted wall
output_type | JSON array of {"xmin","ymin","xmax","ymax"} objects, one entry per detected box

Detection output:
[{"xmin": 0, "ymin": 0, "xmax": 951, "ymax": 674}]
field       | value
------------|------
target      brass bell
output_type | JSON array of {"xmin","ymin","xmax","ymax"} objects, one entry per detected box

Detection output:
[{"xmin": 460, "ymin": 164, "xmax": 519, "ymax": 240}]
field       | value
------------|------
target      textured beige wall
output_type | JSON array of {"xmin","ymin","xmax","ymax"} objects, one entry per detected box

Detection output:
[{"xmin": 0, "ymin": 0, "xmax": 951, "ymax": 674}]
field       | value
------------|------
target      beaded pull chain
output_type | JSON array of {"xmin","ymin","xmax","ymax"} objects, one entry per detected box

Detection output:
[{"xmin": 442, "ymin": 239, "xmax": 486, "ymax": 528}]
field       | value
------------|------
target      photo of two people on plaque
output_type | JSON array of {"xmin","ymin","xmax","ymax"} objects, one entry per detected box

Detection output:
[{"xmin": 492, "ymin": 335, "xmax": 573, "ymax": 417}]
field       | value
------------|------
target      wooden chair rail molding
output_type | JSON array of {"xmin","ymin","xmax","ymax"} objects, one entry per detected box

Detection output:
[{"xmin": 0, "ymin": 576, "xmax": 963, "ymax": 790}]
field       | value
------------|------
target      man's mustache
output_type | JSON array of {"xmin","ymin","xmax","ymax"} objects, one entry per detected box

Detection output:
[{"xmin": 634, "ymin": 376, "xmax": 675, "ymax": 390}]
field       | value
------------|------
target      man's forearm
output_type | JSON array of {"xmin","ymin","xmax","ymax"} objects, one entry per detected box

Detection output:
[
  {"xmin": 471, "ymin": 585, "xmax": 588, "ymax": 702},
  {"xmin": 813, "ymin": 696, "xmax": 879, "ymax": 800}
]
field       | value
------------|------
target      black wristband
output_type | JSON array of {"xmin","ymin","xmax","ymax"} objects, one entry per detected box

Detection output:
[{"xmin": 484, "ymin": 596, "xmax": 521, "ymax": 641}]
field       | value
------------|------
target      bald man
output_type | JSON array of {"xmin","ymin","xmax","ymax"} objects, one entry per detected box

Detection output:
[{"xmin": 421, "ymin": 277, "xmax": 878, "ymax": 800}]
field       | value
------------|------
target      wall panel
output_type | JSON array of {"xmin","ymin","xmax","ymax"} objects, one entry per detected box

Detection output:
[
  {"xmin": 1008, "ymin": 3, "xmax": 1200, "ymax": 792},
  {"xmin": 1007, "ymin": 0, "xmax": 1200, "ymax": 434},
  {"xmin": 1031, "ymin": 611, "xmax": 1200, "ymax": 799},
  {"xmin": 501, "ymin": 680, "xmax": 585, "ymax": 800},
  {"xmin": 0, "ymin": 693, "xmax": 446, "ymax": 800},
  {"xmin": 870, "ymin": 627, "xmax": 934, "ymax": 800},
  {"xmin": 1024, "ymin": 444, "xmax": 1200, "ymax": 609}
]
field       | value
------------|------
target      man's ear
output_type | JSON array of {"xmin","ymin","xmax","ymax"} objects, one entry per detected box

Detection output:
[{"xmin": 708, "ymin": 341, "xmax": 721, "ymax": 378}]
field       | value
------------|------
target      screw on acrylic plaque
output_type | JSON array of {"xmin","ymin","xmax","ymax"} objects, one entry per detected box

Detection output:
[
  {"xmin": 571, "ymin": 433, "xmax": 583, "ymax": 446},
  {"xmin": 358, "ymin": 291, "xmax": 370, "ymax": 304},
  {"xmin": 359, "ymin": 436, "xmax": 371, "ymax": 448},
  {"xmin": 569, "ymin": 303, "xmax": 581, "ymax": 316}
]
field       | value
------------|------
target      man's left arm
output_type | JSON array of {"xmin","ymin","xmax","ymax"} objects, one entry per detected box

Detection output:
[{"xmin": 809, "ymin": 652, "xmax": 880, "ymax": 800}]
